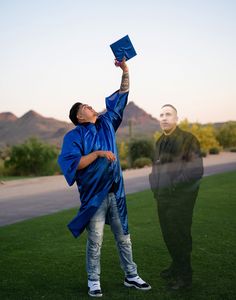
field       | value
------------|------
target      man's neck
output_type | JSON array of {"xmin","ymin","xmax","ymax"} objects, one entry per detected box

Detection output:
[
  {"xmin": 163, "ymin": 126, "xmax": 177, "ymax": 136},
  {"xmin": 80, "ymin": 117, "xmax": 97, "ymax": 124}
]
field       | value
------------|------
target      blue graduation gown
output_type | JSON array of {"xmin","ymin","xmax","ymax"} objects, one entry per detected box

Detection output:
[{"xmin": 58, "ymin": 90, "xmax": 129, "ymax": 238}]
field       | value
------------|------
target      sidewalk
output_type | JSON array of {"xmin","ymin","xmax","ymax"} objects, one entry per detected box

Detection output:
[
  {"xmin": 0, "ymin": 151, "xmax": 235, "ymax": 227},
  {"xmin": 0, "ymin": 152, "xmax": 236, "ymax": 201},
  {"xmin": 123, "ymin": 151, "xmax": 236, "ymax": 178}
]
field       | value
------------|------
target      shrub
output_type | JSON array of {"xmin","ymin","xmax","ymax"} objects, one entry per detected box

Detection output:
[
  {"xmin": 4, "ymin": 137, "xmax": 59, "ymax": 176},
  {"xmin": 209, "ymin": 147, "xmax": 220, "ymax": 155},
  {"xmin": 129, "ymin": 139, "xmax": 154, "ymax": 166},
  {"xmin": 133, "ymin": 157, "xmax": 152, "ymax": 168},
  {"xmin": 200, "ymin": 150, "xmax": 207, "ymax": 157},
  {"xmin": 0, "ymin": 159, "xmax": 4, "ymax": 177},
  {"xmin": 230, "ymin": 148, "xmax": 236, "ymax": 153},
  {"xmin": 179, "ymin": 119, "xmax": 220, "ymax": 152},
  {"xmin": 117, "ymin": 141, "xmax": 129, "ymax": 160},
  {"xmin": 216, "ymin": 121, "xmax": 236, "ymax": 148},
  {"xmin": 120, "ymin": 160, "xmax": 129, "ymax": 171}
]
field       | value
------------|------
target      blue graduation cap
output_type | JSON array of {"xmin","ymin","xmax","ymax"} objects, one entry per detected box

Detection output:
[{"xmin": 110, "ymin": 35, "xmax": 137, "ymax": 62}]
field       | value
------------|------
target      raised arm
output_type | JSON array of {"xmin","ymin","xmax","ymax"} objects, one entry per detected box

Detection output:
[{"xmin": 115, "ymin": 58, "xmax": 129, "ymax": 93}]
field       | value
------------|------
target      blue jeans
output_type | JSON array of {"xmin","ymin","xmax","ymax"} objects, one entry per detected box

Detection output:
[{"xmin": 86, "ymin": 193, "xmax": 137, "ymax": 281}]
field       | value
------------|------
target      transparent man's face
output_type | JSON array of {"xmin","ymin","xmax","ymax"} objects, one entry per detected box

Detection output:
[{"xmin": 159, "ymin": 106, "xmax": 178, "ymax": 133}]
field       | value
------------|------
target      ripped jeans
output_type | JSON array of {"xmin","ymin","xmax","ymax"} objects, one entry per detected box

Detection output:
[{"xmin": 86, "ymin": 193, "xmax": 137, "ymax": 281}]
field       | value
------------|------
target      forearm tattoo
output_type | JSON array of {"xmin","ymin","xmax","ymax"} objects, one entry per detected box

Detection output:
[{"xmin": 119, "ymin": 72, "xmax": 129, "ymax": 93}]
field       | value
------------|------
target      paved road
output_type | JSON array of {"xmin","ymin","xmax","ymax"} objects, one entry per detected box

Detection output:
[{"xmin": 0, "ymin": 152, "xmax": 235, "ymax": 227}]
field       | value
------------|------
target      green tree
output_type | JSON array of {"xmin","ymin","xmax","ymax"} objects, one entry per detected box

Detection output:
[
  {"xmin": 216, "ymin": 122, "xmax": 236, "ymax": 148},
  {"xmin": 179, "ymin": 119, "xmax": 221, "ymax": 153},
  {"xmin": 5, "ymin": 137, "xmax": 59, "ymax": 176}
]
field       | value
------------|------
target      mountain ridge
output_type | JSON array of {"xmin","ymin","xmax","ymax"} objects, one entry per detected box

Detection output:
[
  {"xmin": 1, "ymin": 103, "xmax": 232, "ymax": 148},
  {"xmin": 0, "ymin": 102, "xmax": 160, "ymax": 147}
]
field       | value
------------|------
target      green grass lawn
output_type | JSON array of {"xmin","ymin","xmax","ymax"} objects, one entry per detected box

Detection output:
[{"xmin": 0, "ymin": 171, "xmax": 236, "ymax": 300}]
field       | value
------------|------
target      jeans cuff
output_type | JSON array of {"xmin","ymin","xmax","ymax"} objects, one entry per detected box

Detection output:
[{"xmin": 126, "ymin": 273, "xmax": 138, "ymax": 279}]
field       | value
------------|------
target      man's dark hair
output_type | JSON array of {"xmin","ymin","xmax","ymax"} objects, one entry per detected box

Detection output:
[
  {"xmin": 69, "ymin": 102, "xmax": 82, "ymax": 125},
  {"xmin": 161, "ymin": 104, "xmax": 177, "ymax": 113}
]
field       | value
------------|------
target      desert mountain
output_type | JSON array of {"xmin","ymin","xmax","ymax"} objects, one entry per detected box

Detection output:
[
  {"xmin": 0, "ymin": 110, "xmax": 73, "ymax": 148},
  {"xmin": 117, "ymin": 101, "xmax": 160, "ymax": 140},
  {"xmin": 0, "ymin": 112, "xmax": 18, "ymax": 122},
  {"xmin": 0, "ymin": 102, "xmax": 160, "ymax": 148}
]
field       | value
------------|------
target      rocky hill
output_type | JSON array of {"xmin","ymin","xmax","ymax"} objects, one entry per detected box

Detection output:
[
  {"xmin": 0, "ymin": 102, "xmax": 160, "ymax": 148},
  {"xmin": 0, "ymin": 110, "xmax": 73, "ymax": 148}
]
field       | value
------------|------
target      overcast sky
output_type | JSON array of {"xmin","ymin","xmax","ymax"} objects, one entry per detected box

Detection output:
[{"xmin": 0, "ymin": 0, "xmax": 235, "ymax": 123}]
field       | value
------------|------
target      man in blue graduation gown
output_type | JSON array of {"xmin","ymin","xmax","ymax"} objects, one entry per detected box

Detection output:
[{"xmin": 58, "ymin": 59, "xmax": 151, "ymax": 297}]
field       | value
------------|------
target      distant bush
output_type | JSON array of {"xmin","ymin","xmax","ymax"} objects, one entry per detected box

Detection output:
[
  {"xmin": 4, "ymin": 137, "xmax": 59, "ymax": 176},
  {"xmin": 129, "ymin": 139, "xmax": 154, "ymax": 166},
  {"xmin": 0, "ymin": 159, "xmax": 4, "ymax": 177},
  {"xmin": 216, "ymin": 122, "xmax": 236, "ymax": 148},
  {"xmin": 200, "ymin": 150, "xmax": 207, "ymax": 157},
  {"xmin": 133, "ymin": 157, "xmax": 152, "ymax": 168},
  {"xmin": 209, "ymin": 147, "xmax": 220, "ymax": 155},
  {"xmin": 179, "ymin": 119, "xmax": 220, "ymax": 152},
  {"xmin": 120, "ymin": 160, "xmax": 129, "ymax": 171},
  {"xmin": 230, "ymin": 148, "xmax": 236, "ymax": 153},
  {"xmin": 0, "ymin": 158, "xmax": 15, "ymax": 177},
  {"xmin": 117, "ymin": 141, "xmax": 129, "ymax": 160}
]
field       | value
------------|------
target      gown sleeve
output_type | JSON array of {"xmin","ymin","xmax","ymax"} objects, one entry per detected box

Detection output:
[
  {"xmin": 58, "ymin": 130, "xmax": 83, "ymax": 186},
  {"xmin": 103, "ymin": 90, "xmax": 129, "ymax": 131}
]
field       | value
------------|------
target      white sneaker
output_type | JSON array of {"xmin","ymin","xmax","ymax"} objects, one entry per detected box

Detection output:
[
  {"xmin": 88, "ymin": 280, "xmax": 103, "ymax": 297},
  {"xmin": 124, "ymin": 275, "xmax": 151, "ymax": 290}
]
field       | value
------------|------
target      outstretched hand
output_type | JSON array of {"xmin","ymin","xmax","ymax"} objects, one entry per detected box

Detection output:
[{"xmin": 114, "ymin": 57, "xmax": 129, "ymax": 73}]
